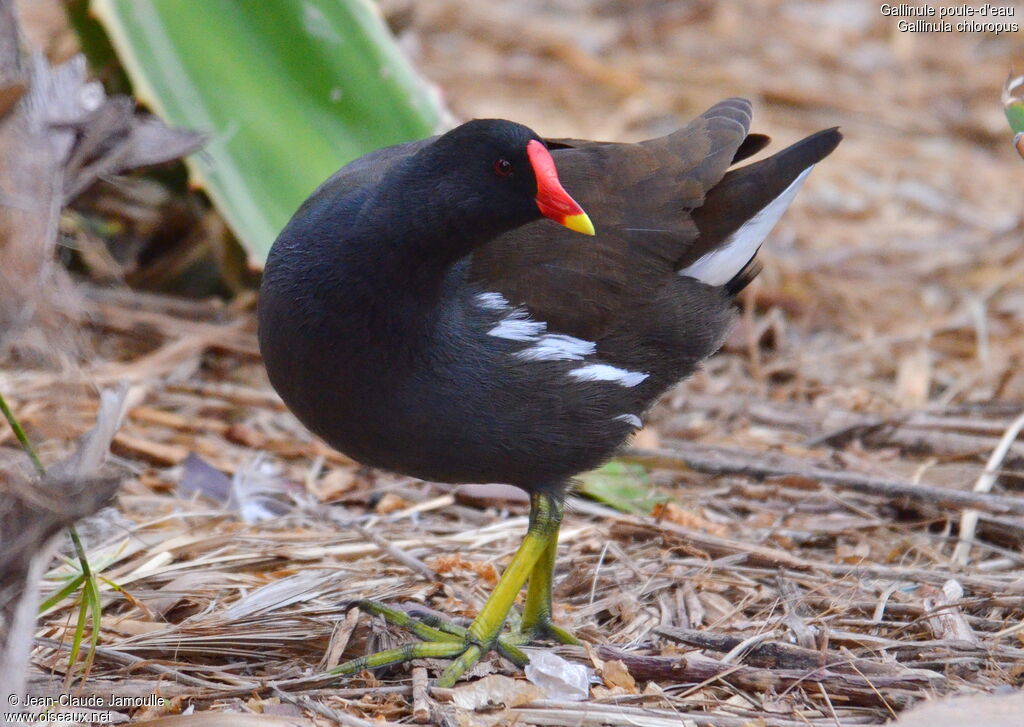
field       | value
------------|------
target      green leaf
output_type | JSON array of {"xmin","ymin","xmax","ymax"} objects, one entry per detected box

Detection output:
[
  {"xmin": 91, "ymin": 0, "xmax": 446, "ymax": 263},
  {"xmin": 1007, "ymin": 105, "xmax": 1024, "ymax": 134},
  {"xmin": 578, "ymin": 460, "xmax": 663, "ymax": 514}
]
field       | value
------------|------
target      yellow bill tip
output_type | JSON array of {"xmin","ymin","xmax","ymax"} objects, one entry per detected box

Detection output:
[{"xmin": 562, "ymin": 212, "xmax": 595, "ymax": 236}]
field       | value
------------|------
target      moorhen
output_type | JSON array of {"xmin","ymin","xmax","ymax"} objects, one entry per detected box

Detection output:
[{"xmin": 258, "ymin": 98, "xmax": 841, "ymax": 685}]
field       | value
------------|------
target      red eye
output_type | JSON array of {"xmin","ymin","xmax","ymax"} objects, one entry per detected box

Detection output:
[{"xmin": 493, "ymin": 159, "xmax": 513, "ymax": 177}]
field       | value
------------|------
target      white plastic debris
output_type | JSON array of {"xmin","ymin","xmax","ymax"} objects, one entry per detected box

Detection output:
[
  {"xmin": 229, "ymin": 454, "xmax": 290, "ymax": 523},
  {"xmin": 450, "ymin": 674, "xmax": 543, "ymax": 712},
  {"xmin": 524, "ymin": 650, "xmax": 592, "ymax": 701}
]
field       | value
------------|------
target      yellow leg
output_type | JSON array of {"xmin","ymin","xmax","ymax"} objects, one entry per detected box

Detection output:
[
  {"xmin": 332, "ymin": 492, "xmax": 564, "ymax": 686},
  {"xmin": 520, "ymin": 516, "xmax": 581, "ymax": 645}
]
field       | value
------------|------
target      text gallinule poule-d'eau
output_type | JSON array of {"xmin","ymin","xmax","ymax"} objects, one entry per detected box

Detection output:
[{"xmin": 258, "ymin": 98, "xmax": 841, "ymax": 685}]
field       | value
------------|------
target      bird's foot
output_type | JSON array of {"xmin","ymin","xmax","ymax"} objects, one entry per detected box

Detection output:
[
  {"xmin": 334, "ymin": 494, "xmax": 572, "ymax": 686},
  {"xmin": 513, "ymin": 616, "xmax": 581, "ymax": 646},
  {"xmin": 331, "ymin": 600, "xmax": 576, "ymax": 686}
]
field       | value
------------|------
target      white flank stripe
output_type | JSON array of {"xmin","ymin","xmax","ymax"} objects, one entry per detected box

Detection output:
[
  {"xmin": 568, "ymin": 363, "xmax": 648, "ymax": 387},
  {"xmin": 516, "ymin": 333, "xmax": 597, "ymax": 362},
  {"xmin": 489, "ymin": 317, "xmax": 546, "ymax": 341},
  {"xmin": 614, "ymin": 414, "xmax": 643, "ymax": 428},
  {"xmin": 681, "ymin": 166, "xmax": 813, "ymax": 286},
  {"xmin": 475, "ymin": 292, "xmax": 510, "ymax": 310}
]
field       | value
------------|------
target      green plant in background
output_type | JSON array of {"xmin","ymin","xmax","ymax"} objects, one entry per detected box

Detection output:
[
  {"xmin": 89, "ymin": 0, "xmax": 447, "ymax": 264},
  {"xmin": 1003, "ymin": 73, "xmax": 1024, "ymax": 159}
]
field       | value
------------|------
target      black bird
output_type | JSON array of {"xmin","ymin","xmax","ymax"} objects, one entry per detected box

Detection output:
[{"xmin": 258, "ymin": 98, "xmax": 841, "ymax": 685}]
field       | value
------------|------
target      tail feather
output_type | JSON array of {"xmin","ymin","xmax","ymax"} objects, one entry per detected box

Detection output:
[
  {"xmin": 731, "ymin": 133, "xmax": 770, "ymax": 164},
  {"xmin": 723, "ymin": 255, "xmax": 762, "ymax": 297},
  {"xmin": 678, "ymin": 127, "xmax": 842, "ymax": 287}
]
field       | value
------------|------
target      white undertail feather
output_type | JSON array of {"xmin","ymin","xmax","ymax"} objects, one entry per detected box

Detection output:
[{"xmin": 681, "ymin": 165, "xmax": 814, "ymax": 286}]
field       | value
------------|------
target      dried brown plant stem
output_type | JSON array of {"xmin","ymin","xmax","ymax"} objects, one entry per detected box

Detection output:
[
  {"xmin": 623, "ymin": 444, "xmax": 1024, "ymax": 516},
  {"xmin": 952, "ymin": 409, "xmax": 1024, "ymax": 565}
]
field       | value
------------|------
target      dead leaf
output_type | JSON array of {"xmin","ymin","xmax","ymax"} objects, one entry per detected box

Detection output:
[
  {"xmin": 427, "ymin": 554, "xmax": 499, "ymax": 586},
  {"xmin": 179, "ymin": 452, "xmax": 232, "ymax": 503},
  {"xmin": 0, "ymin": 80, "xmax": 25, "ymax": 118},
  {"xmin": 835, "ymin": 540, "xmax": 871, "ymax": 564},
  {"xmin": 144, "ymin": 571, "xmax": 235, "ymax": 618},
  {"xmin": 650, "ymin": 502, "xmax": 728, "ymax": 537},
  {"xmin": 600, "ymin": 659, "xmax": 638, "ymax": 693},
  {"xmin": 310, "ymin": 467, "xmax": 357, "ymax": 501},
  {"xmin": 920, "ymin": 579, "xmax": 978, "ymax": 643},
  {"xmin": 895, "ymin": 347, "xmax": 932, "ymax": 408},
  {"xmin": 375, "ymin": 492, "xmax": 410, "ymax": 514}
]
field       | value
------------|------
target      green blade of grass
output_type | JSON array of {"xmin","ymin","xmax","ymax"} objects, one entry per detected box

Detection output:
[
  {"xmin": 91, "ymin": 0, "xmax": 446, "ymax": 263},
  {"xmin": 0, "ymin": 390, "xmax": 45, "ymax": 476},
  {"xmin": 0, "ymin": 389, "xmax": 106, "ymax": 685},
  {"xmin": 38, "ymin": 573, "xmax": 87, "ymax": 614},
  {"xmin": 64, "ymin": 590, "xmax": 91, "ymax": 686},
  {"xmin": 83, "ymin": 575, "xmax": 103, "ymax": 678}
]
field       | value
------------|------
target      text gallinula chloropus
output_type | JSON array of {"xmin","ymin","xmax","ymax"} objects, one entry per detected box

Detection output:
[{"xmin": 258, "ymin": 98, "xmax": 841, "ymax": 685}]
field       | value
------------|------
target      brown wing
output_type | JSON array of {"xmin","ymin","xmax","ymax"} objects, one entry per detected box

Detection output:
[{"xmin": 468, "ymin": 97, "xmax": 755, "ymax": 342}]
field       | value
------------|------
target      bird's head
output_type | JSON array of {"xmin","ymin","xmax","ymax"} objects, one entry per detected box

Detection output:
[{"xmin": 419, "ymin": 119, "xmax": 595, "ymax": 239}]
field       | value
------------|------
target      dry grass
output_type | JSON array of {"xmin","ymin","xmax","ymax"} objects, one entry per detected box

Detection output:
[{"xmin": 4, "ymin": 0, "xmax": 1024, "ymax": 725}]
